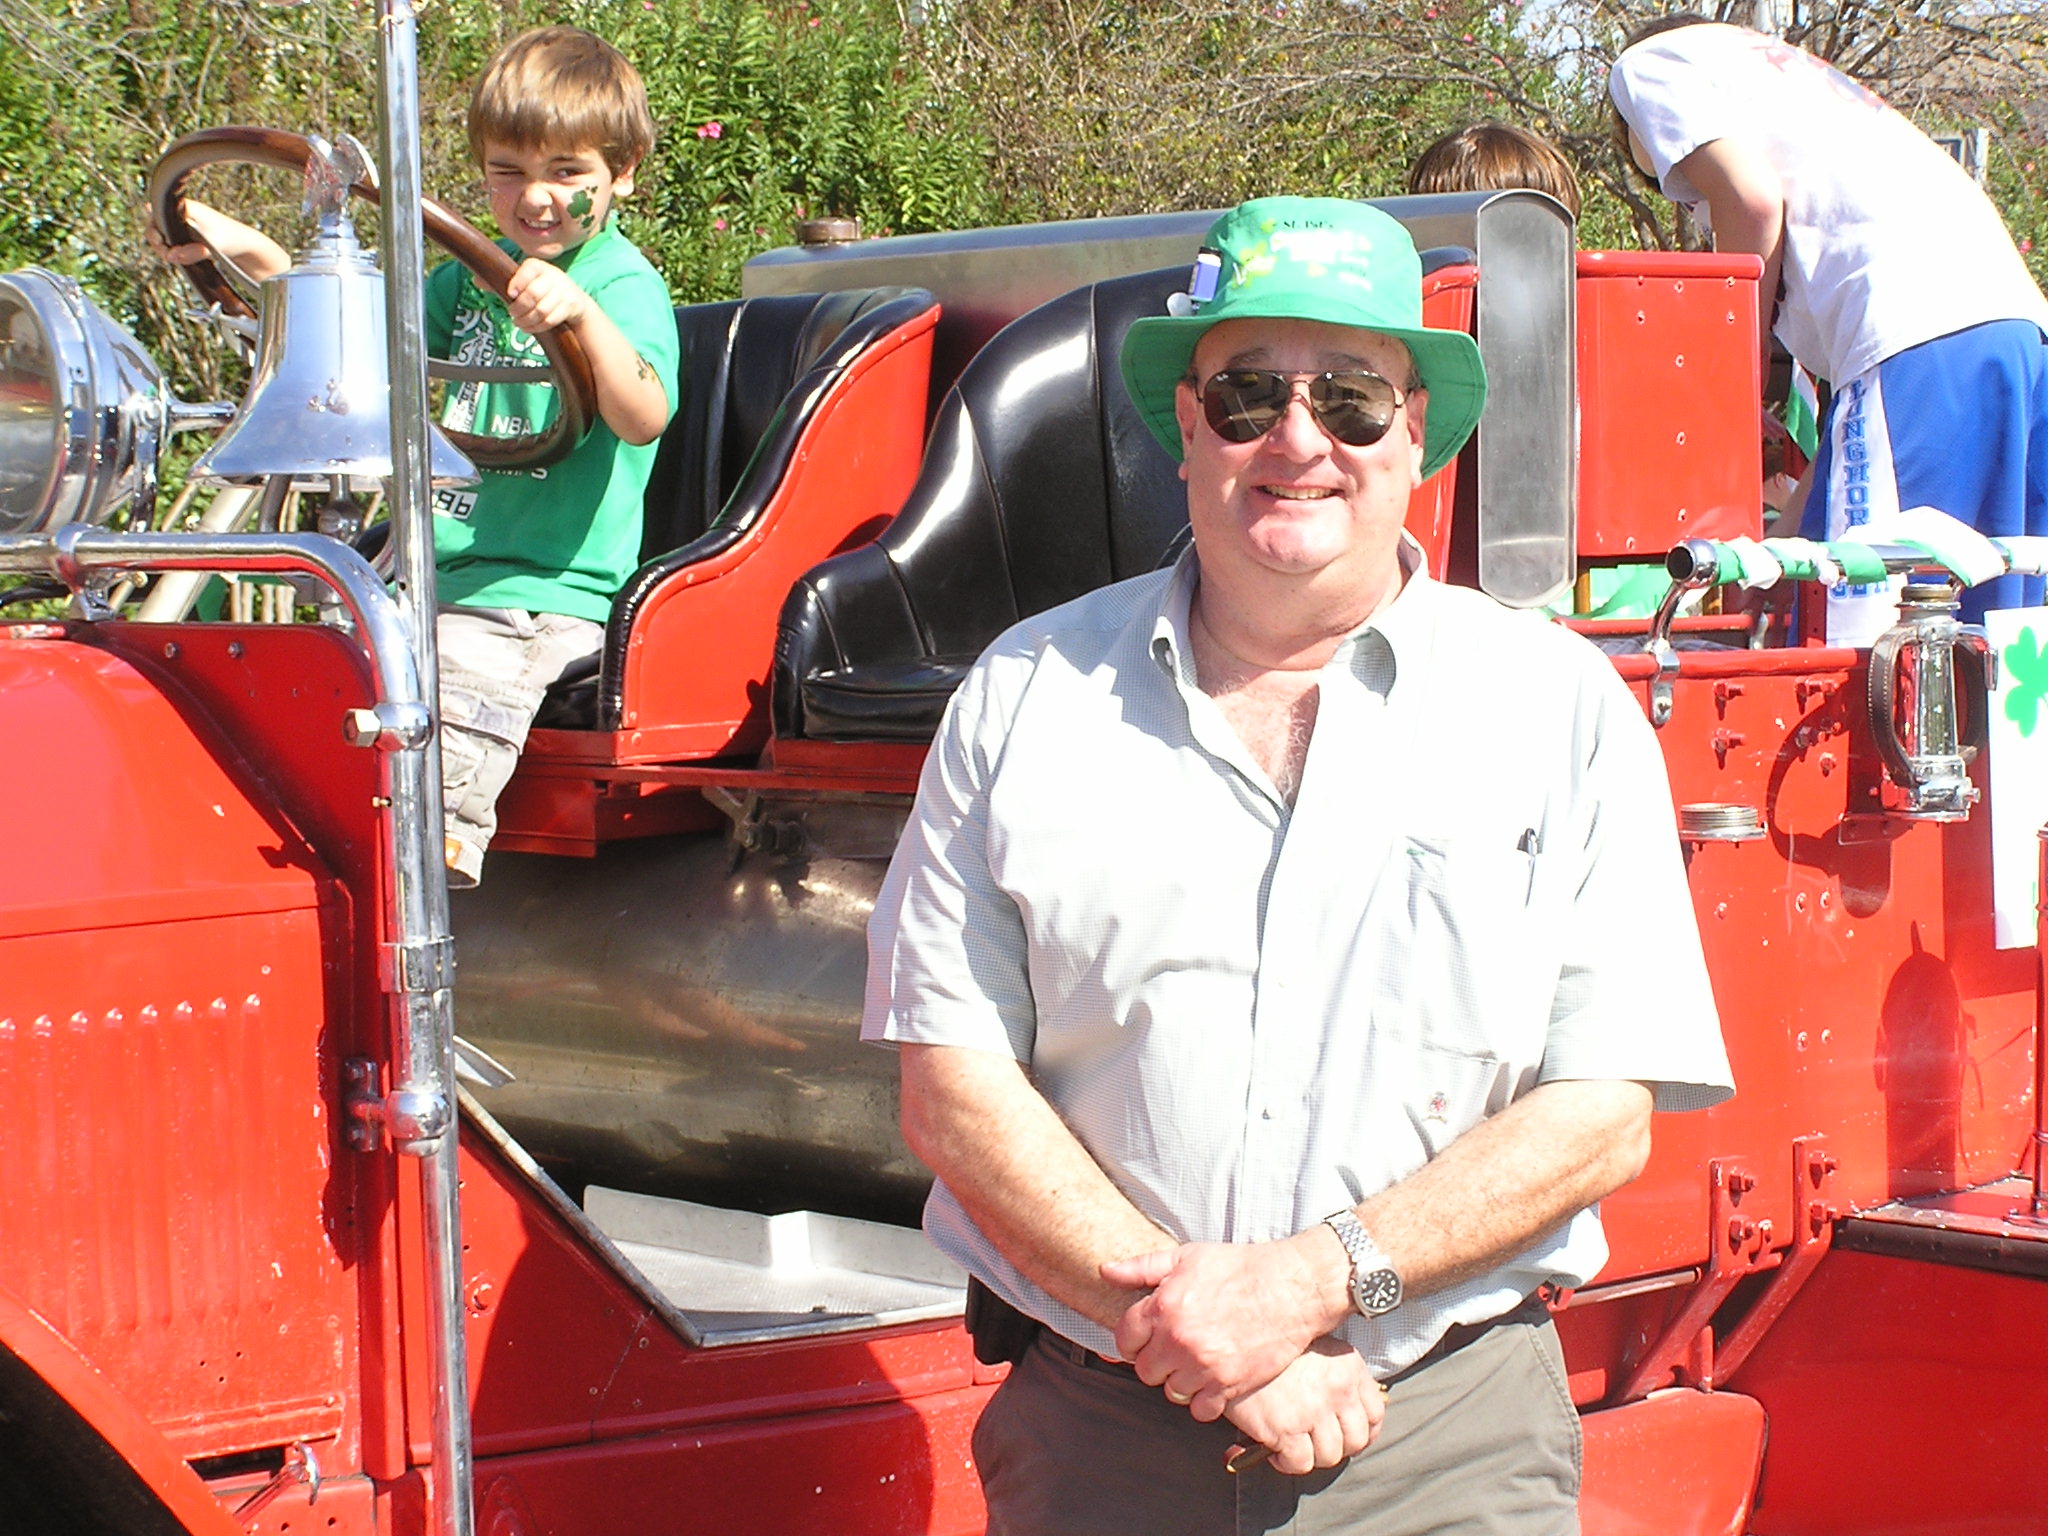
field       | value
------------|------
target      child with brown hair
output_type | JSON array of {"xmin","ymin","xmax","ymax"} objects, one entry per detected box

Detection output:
[
  {"xmin": 1407, "ymin": 121, "xmax": 1582, "ymax": 218},
  {"xmin": 158, "ymin": 26, "xmax": 680, "ymax": 886}
]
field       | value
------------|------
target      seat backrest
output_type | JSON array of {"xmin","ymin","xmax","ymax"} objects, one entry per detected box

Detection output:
[
  {"xmin": 772, "ymin": 267, "xmax": 1188, "ymax": 741},
  {"xmin": 639, "ymin": 287, "xmax": 931, "ymax": 564},
  {"xmin": 527, "ymin": 285, "xmax": 939, "ymax": 735}
]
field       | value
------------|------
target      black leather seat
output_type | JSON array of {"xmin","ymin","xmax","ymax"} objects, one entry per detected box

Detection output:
[
  {"xmin": 771, "ymin": 267, "xmax": 1189, "ymax": 743},
  {"xmin": 534, "ymin": 286, "xmax": 938, "ymax": 731}
]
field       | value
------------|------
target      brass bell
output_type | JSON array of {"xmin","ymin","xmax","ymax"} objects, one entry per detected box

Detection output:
[{"xmin": 189, "ymin": 204, "xmax": 475, "ymax": 488}]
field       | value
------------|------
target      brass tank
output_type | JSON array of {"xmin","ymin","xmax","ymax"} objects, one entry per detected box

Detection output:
[{"xmin": 451, "ymin": 794, "xmax": 926, "ymax": 1225}]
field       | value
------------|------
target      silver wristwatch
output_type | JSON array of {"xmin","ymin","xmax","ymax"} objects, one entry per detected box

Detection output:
[{"xmin": 1323, "ymin": 1209, "xmax": 1403, "ymax": 1317}]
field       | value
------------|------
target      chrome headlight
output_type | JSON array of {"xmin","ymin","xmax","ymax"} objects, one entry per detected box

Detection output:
[{"xmin": 0, "ymin": 267, "xmax": 171, "ymax": 534}]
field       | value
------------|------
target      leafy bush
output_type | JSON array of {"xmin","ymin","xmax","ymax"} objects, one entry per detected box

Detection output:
[
  {"xmin": 582, "ymin": 0, "xmax": 998, "ymax": 300},
  {"xmin": 0, "ymin": 0, "xmax": 993, "ymax": 413}
]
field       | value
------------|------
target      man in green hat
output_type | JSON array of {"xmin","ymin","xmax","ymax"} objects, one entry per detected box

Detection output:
[{"xmin": 866, "ymin": 196, "xmax": 1731, "ymax": 1532}]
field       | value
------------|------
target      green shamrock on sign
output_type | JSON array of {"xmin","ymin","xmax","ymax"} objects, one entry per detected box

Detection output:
[{"xmin": 2004, "ymin": 624, "xmax": 2048, "ymax": 737}]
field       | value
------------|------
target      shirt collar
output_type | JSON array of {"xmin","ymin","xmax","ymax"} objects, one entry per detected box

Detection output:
[
  {"xmin": 555, "ymin": 224, "xmax": 617, "ymax": 272},
  {"xmin": 1148, "ymin": 532, "xmax": 1432, "ymax": 697}
]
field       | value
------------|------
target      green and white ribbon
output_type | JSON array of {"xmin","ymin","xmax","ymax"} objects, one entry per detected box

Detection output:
[
  {"xmin": 1713, "ymin": 534, "xmax": 1881, "ymax": 588},
  {"xmin": 1990, "ymin": 536, "xmax": 2048, "ymax": 578},
  {"xmin": 1880, "ymin": 506, "xmax": 2008, "ymax": 584},
  {"xmin": 1697, "ymin": 509, "xmax": 2048, "ymax": 590}
]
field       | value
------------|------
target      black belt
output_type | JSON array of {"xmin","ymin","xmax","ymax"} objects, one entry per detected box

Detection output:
[{"xmin": 1386, "ymin": 1291, "xmax": 1551, "ymax": 1384}]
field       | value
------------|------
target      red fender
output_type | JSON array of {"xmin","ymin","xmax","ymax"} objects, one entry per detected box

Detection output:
[{"xmin": 0, "ymin": 1283, "xmax": 243, "ymax": 1535}]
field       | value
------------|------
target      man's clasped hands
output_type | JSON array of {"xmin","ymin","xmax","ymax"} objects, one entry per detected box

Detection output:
[{"xmin": 1100, "ymin": 1231, "xmax": 1387, "ymax": 1475}]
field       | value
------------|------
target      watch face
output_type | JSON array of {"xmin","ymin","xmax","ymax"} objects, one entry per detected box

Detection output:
[{"xmin": 1356, "ymin": 1266, "xmax": 1403, "ymax": 1315}]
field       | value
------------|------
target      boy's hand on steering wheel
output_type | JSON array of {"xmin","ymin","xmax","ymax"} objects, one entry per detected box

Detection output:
[
  {"xmin": 146, "ymin": 198, "xmax": 290, "ymax": 282},
  {"xmin": 505, "ymin": 259, "xmax": 591, "ymax": 337}
]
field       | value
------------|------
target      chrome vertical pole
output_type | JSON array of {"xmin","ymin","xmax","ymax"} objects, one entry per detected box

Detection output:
[
  {"xmin": 2033, "ymin": 827, "xmax": 2048, "ymax": 1218},
  {"xmin": 373, "ymin": 3, "xmax": 473, "ymax": 1534}
]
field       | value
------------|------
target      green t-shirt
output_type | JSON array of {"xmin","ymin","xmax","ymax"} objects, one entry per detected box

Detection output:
[{"xmin": 425, "ymin": 226, "xmax": 679, "ymax": 622}]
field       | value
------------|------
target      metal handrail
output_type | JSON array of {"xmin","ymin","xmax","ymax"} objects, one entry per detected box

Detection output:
[
  {"xmin": 2034, "ymin": 829, "xmax": 2048, "ymax": 1221},
  {"xmin": 0, "ymin": 526, "xmax": 423, "ymax": 721}
]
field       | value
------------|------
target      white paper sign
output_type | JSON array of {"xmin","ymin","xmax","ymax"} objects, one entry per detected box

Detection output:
[{"xmin": 1984, "ymin": 606, "xmax": 2048, "ymax": 948}]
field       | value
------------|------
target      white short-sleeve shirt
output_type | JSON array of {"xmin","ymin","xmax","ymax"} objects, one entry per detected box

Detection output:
[
  {"xmin": 1610, "ymin": 23, "xmax": 2048, "ymax": 386},
  {"xmin": 864, "ymin": 551, "xmax": 1734, "ymax": 1375}
]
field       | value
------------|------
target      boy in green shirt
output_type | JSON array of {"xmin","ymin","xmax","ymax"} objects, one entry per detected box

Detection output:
[{"xmin": 158, "ymin": 26, "xmax": 680, "ymax": 886}]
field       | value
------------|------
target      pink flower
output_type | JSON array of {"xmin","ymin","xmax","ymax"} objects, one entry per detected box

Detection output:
[
  {"xmin": 2023, "ymin": 238, "xmax": 2035, "ymax": 253},
  {"xmin": 1462, "ymin": 31, "xmax": 1473, "ymax": 41},
  {"xmin": 698, "ymin": 121, "xmax": 723, "ymax": 140},
  {"xmin": 1423, "ymin": 6, "xmax": 1436, "ymax": 15},
  {"xmin": 808, "ymin": 15, "xmax": 820, "ymax": 22},
  {"xmin": 712, "ymin": 217, "xmax": 728, "ymax": 232}
]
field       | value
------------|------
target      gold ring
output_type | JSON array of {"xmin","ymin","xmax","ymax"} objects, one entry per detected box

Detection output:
[{"xmin": 1165, "ymin": 1386, "xmax": 1194, "ymax": 1406}]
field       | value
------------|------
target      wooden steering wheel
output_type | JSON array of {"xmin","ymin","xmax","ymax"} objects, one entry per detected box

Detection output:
[{"xmin": 148, "ymin": 126, "xmax": 599, "ymax": 471}]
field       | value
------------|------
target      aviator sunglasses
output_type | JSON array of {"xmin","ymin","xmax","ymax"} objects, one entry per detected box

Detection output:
[{"xmin": 1198, "ymin": 368, "xmax": 1413, "ymax": 448}]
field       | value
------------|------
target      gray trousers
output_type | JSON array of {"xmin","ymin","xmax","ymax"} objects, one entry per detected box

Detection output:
[
  {"xmin": 973, "ymin": 1311, "xmax": 1581, "ymax": 1536},
  {"xmin": 436, "ymin": 605, "xmax": 603, "ymax": 887}
]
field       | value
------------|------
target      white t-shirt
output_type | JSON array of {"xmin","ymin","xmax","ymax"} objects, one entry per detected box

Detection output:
[{"xmin": 1610, "ymin": 23, "xmax": 2048, "ymax": 385}]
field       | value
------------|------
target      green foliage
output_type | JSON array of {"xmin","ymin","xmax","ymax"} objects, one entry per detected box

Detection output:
[
  {"xmin": 580, "ymin": 0, "xmax": 998, "ymax": 300},
  {"xmin": 0, "ymin": 0, "xmax": 993, "ymax": 411},
  {"xmin": 1991, "ymin": 145, "xmax": 2047, "ymax": 294},
  {"xmin": 916, "ymin": 0, "xmax": 1648, "ymax": 241},
  {"xmin": 1952, "ymin": 112, "xmax": 2048, "ymax": 296},
  {"xmin": 0, "ymin": 0, "xmax": 386, "ymax": 409},
  {"xmin": 0, "ymin": 33, "xmax": 98, "ymax": 282}
]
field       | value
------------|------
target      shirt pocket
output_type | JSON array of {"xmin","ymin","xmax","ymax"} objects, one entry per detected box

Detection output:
[{"xmin": 1372, "ymin": 833, "xmax": 1550, "ymax": 1064}]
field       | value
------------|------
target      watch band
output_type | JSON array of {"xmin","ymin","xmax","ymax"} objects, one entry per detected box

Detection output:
[{"xmin": 1323, "ymin": 1209, "xmax": 1404, "ymax": 1317}]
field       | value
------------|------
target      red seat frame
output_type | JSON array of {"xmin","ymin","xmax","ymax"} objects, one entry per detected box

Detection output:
[{"xmin": 494, "ymin": 298, "xmax": 939, "ymax": 854}]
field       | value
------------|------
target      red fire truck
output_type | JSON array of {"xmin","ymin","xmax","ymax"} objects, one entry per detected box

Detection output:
[{"xmin": 2, "ymin": 13, "xmax": 2045, "ymax": 1533}]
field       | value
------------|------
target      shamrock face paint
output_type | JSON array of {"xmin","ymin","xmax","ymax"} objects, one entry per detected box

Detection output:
[{"xmin": 479, "ymin": 139, "xmax": 637, "ymax": 261}]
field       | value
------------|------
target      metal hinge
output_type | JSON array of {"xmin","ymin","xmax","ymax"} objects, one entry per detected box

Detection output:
[
  {"xmin": 344, "ymin": 1059, "xmax": 389, "ymax": 1152},
  {"xmin": 343, "ymin": 1057, "xmax": 450, "ymax": 1154}
]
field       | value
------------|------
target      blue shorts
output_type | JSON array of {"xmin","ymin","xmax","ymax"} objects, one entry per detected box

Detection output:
[{"xmin": 1802, "ymin": 318, "xmax": 2048, "ymax": 627}]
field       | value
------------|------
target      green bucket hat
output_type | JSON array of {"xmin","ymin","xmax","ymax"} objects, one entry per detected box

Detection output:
[{"xmin": 1120, "ymin": 196, "xmax": 1486, "ymax": 480}]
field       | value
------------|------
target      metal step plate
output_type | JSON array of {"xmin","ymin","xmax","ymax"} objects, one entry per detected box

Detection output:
[{"xmin": 584, "ymin": 1185, "xmax": 967, "ymax": 1346}]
